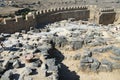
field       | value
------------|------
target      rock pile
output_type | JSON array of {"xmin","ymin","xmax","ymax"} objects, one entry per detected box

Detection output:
[{"xmin": 0, "ymin": 20, "xmax": 120, "ymax": 79}]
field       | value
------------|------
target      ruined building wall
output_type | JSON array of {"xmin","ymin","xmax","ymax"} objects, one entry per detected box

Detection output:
[
  {"xmin": 98, "ymin": 8, "xmax": 116, "ymax": 25},
  {"xmin": 0, "ymin": 5, "xmax": 120, "ymax": 33},
  {"xmin": 88, "ymin": 5, "xmax": 97, "ymax": 23},
  {"xmin": 114, "ymin": 9, "xmax": 120, "ymax": 24},
  {"xmin": 97, "ymin": 8, "xmax": 116, "ymax": 25},
  {"xmin": 35, "ymin": 6, "xmax": 90, "ymax": 28},
  {"xmin": 0, "ymin": 15, "xmax": 36, "ymax": 33},
  {"xmin": 0, "ymin": 6, "xmax": 90, "ymax": 33}
]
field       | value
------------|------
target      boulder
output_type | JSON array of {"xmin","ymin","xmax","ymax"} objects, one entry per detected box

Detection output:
[
  {"xmin": 84, "ymin": 34, "xmax": 94, "ymax": 45},
  {"xmin": 96, "ymin": 37, "xmax": 107, "ymax": 45},
  {"xmin": 32, "ymin": 60, "xmax": 42, "ymax": 67},
  {"xmin": 42, "ymin": 70, "xmax": 47, "ymax": 77},
  {"xmin": 9, "ymin": 55, "xmax": 19, "ymax": 63},
  {"xmin": 16, "ymin": 42, "xmax": 23, "ymax": 48},
  {"xmin": 12, "ymin": 59, "xmax": 21, "ymax": 68},
  {"xmin": 90, "ymin": 59, "xmax": 100, "ymax": 72},
  {"xmin": 79, "ymin": 63, "xmax": 90, "ymax": 71},
  {"xmin": 110, "ymin": 56, "xmax": 120, "ymax": 61},
  {"xmin": 48, "ymin": 65, "xmax": 58, "ymax": 72},
  {"xmin": 41, "ymin": 63, "xmax": 47, "ymax": 71},
  {"xmin": 92, "ymin": 46, "xmax": 113, "ymax": 53},
  {"xmin": 0, "ymin": 66, "xmax": 4, "ymax": 73},
  {"xmin": 21, "ymin": 30, "xmax": 26, "ymax": 34},
  {"xmin": 24, "ymin": 54, "xmax": 34, "ymax": 62},
  {"xmin": 81, "ymin": 57, "xmax": 93, "ymax": 63},
  {"xmin": 46, "ymin": 58, "xmax": 59, "ymax": 72},
  {"xmin": 37, "ymin": 43, "xmax": 52, "ymax": 54},
  {"xmin": 52, "ymin": 72, "xmax": 59, "ymax": 80},
  {"xmin": 23, "ymin": 44, "xmax": 34, "ymax": 50},
  {"xmin": 9, "ymin": 47, "xmax": 19, "ymax": 52},
  {"xmin": 83, "ymin": 51, "xmax": 92, "ymax": 58},
  {"xmin": 112, "ymin": 46, "xmax": 120, "ymax": 56},
  {"xmin": 46, "ymin": 59, "xmax": 56, "ymax": 66},
  {"xmin": 87, "ymin": 42, "xmax": 99, "ymax": 47},
  {"xmin": 32, "ymin": 48, "xmax": 41, "ymax": 54},
  {"xmin": 52, "ymin": 36, "xmax": 67, "ymax": 48},
  {"xmin": 3, "ymin": 59, "xmax": 10, "ymax": 69},
  {"xmin": 72, "ymin": 54, "xmax": 81, "ymax": 60},
  {"xmin": 2, "ymin": 33, "xmax": 11, "ymax": 37},
  {"xmin": 99, "ymin": 64, "xmax": 109, "ymax": 72},
  {"xmin": 26, "ymin": 77, "xmax": 33, "ymax": 80},
  {"xmin": 71, "ymin": 40, "xmax": 84, "ymax": 50},
  {"xmin": 9, "ymin": 55, "xmax": 19, "ymax": 59},
  {"xmin": 1, "ymin": 70, "xmax": 13, "ymax": 80},
  {"xmin": 70, "ymin": 32, "xmax": 80, "ymax": 37},
  {"xmin": 24, "ymin": 67, "xmax": 32, "ymax": 76},
  {"xmin": 18, "ymin": 74, "xmax": 25, "ymax": 80},
  {"xmin": 101, "ymin": 59, "xmax": 112, "ymax": 72},
  {"xmin": 112, "ymin": 63, "xmax": 120, "ymax": 69}
]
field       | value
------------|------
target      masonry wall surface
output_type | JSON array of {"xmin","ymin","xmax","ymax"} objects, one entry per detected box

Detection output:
[
  {"xmin": 36, "ymin": 9, "xmax": 90, "ymax": 28},
  {"xmin": 114, "ymin": 10, "xmax": 120, "ymax": 24},
  {"xmin": 99, "ymin": 12, "xmax": 116, "ymax": 25},
  {"xmin": 0, "ymin": 7, "xmax": 90, "ymax": 33},
  {"xmin": 0, "ymin": 16, "xmax": 36, "ymax": 33},
  {"xmin": 0, "ymin": 6, "xmax": 119, "ymax": 33}
]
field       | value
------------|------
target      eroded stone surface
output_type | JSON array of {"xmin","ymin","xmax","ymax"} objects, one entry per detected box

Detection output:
[{"xmin": 0, "ymin": 20, "xmax": 120, "ymax": 80}]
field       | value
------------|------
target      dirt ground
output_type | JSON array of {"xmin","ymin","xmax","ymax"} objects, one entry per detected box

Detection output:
[
  {"xmin": 62, "ymin": 59, "xmax": 120, "ymax": 80},
  {"xmin": 0, "ymin": 7, "xmax": 22, "ymax": 15}
]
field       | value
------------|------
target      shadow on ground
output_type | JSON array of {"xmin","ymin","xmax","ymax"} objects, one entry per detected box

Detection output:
[
  {"xmin": 59, "ymin": 63, "xmax": 80, "ymax": 80},
  {"xmin": 48, "ymin": 47, "xmax": 80, "ymax": 80}
]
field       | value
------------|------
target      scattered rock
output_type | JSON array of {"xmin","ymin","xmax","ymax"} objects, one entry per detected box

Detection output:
[
  {"xmin": 1, "ymin": 70, "xmax": 13, "ymax": 80},
  {"xmin": 41, "ymin": 63, "xmax": 47, "ymax": 71},
  {"xmin": 90, "ymin": 59, "xmax": 100, "ymax": 72},
  {"xmin": 110, "ymin": 56, "xmax": 120, "ymax": 61},
  {"xmin": 53, "ymin": 36, "xmax": 67, "ymax": 48},
  {"xmin": 18, "ymin": 74, "xmax": 25, "ymax": 80},
  {"xmin": 79, "ymin": 62, "xmax": 90, "ymax": 71},
  {"xmin": 101, "ymin": 59, "xmax": 112, "ymax": 72},
  {"xmin": 12, "ymin": 59, "xmax": 21, "ymax": 68},
  {"xmin": 52, "ymin": 72, "xmax": 59, "ymax": 80},
  {"xmin": 99, "ymin": 64, "xmax": 109, "ymax": 72},
  {"xmin": 24, "ymin": 67, "xmax": 32, "ymax": 76},
  {"xmin": 32, "ymin": 59, "xmax": 42, "ymax": 67},
  {"xmin": 81, "ymin": 57, "xmax": 93, "ymax": 63},
  {"xmin": 112, "ymin": 46, "xmax": 120, "ymax": 56},
  {"xmin": 112, "ymin": 63, "xmax": 120, "ymax": 69},
  {"xmin": 0, "ymin": 66, "xmax": 5, "ymax": 74},
  {"xmin": 24, "ymin": 54, "xmax": 34, "ymax": 62},
  {"xmin": 83, "ymin": 51, "xmax": 92, "ymax": 57},
  {"xmin": 92, "ymin": 46, "xmax": 112, "ymax": 53},
  {"xmin": 72, "ymin": 54, "xmax": 81, "ymax": 60},
  {"xmin": 70, "ymin": 40, "xmax": 84, "ymax": 50},
  {"xmin": 3, "ymin": 59, "xmax": 10, "ymax": 69}
]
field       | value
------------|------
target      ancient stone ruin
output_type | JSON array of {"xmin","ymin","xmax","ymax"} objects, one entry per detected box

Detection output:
[
  {"xmin": 0, "ymin": 5, "xmax": 120, "ymax": 33},
  {"xmin": 0, "ymin": 4, "xmax": 120, "ymax": 80}
]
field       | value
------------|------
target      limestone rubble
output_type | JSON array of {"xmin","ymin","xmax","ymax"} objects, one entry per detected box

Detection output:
[{"xmin": 0, "ymin": 20, "xmax": 120, "ymax": 80}]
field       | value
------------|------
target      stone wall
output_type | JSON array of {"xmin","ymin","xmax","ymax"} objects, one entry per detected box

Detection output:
[
  {"xmin": 114, "ymin": 10, "xmax": 120, "ymax": 24},
  {"xmin": 0, "ymin": 14, "xmax": 36, "ymax": 33},
  {"xmin": 0, "ymin": 5, "xmax": 90, "ymax": 33},
  {"xmin": 88, "ymin": 5, "xmax": 97, "ymax": 23},
  {"xmin": 0, "ymin": 5, "xmax": 120, "ymax": 33},
  {"xmin": 98, "ymin": 8, "xmax": 116, "ymax": 25},
  {"xmin": 35, "ymin": 6, "xmax": 90, "ymax": 28}
]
